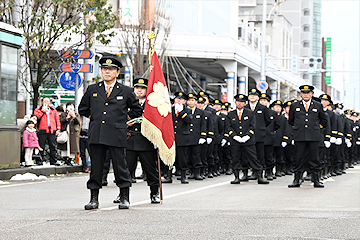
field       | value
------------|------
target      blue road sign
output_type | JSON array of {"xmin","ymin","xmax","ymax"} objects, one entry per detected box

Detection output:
[{"xmin": 59, "ymin": 72, "xmax": 82, "ymax": 91}]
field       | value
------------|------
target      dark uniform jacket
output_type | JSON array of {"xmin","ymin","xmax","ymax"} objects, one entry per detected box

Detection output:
[
  {"xmin": 217, "ymin": 112, "xmax": 227, "ymax": 143},
  {"xmin": 188, "ymin": 107, "xmax": 207, "ymax": 146},
  {"xmin": 274, "ymin": 113, "xmax": 287, "ymax": 147},
  {"xmin": 319, "ymin": 110, "xmax": 331, "ymax": 147},
  {"xmin": 204, "ymin": 105, "xmax": 217, "ymax": 140},
  {"xmin": 226, "ymin": 108, "xmax": 256, "ymax": 146},
  {"xmin": 326, "ymin": 109, "xmax": 338, "ymax": 139},
  {"xmin": 203, "ymin": 109, "xmax": 214, "ymax": 140},
  {"xmin": 264, "ymin": 109, "xmax": 280, "ymax": 146},
  {"xmin": 245, "ymin": 103, "xmax": 272, "ymax": 142},
  {"xmin": 289, "ymin": 100, "xmax": 327, "ymax": 142},
  {"xmin": 78, "ymin": 81, "xmax": 142, "ymax": 147},
  {"xmin": 172, "ymin": 106, "xmax": 192, "ymax": 147},
  {"xmin": 127, "ymin": 103, "xmax": 154, "ymax": 151},
  {"xmin": 283, "ymin": 114, "xmax": 293, "ymax": 144}
]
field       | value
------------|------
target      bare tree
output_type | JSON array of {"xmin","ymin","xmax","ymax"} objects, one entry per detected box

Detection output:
[
  {"xmin": 118, "ymin": 0, "xmax": 171, "ymax": 80},
  {"xmin": 11, "ymin": 0, "xmax": 118, "ymax": 108}
]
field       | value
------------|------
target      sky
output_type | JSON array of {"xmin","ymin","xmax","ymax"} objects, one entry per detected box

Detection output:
[{"xmin": 322, "ymin": 0, "xmax": 360, "ymax": 111}]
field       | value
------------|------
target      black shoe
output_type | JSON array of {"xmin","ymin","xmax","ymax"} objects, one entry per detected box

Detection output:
[
  {"xmin": 240, "ymin": 170, "xmax": 249, "ymax": 182},
  {"xmin": 85, "ymin": 189, "xmax": 99, "ymax": 210},
  {"xmin": 288, "ymin": 172, "xmax": 301, "ymax": 188},
  {"xmin": 162, "ymin": 169, "xmax": 172, "ymax": 183},
  {"xmin": 180, "ymin": 170, "xmax": 189, "ymax": 184},
  {"xmin": 257, "ymin": 171, "xmax": 269, "ymax": 184},
  {"xmin": 131, "ymin": 178, "xmax": 137, "ymax": 183},
  {"xmin": 231, "ymin": 170, "xmax": 240, "ymax": 184},
  {"xmin": 225, "ymin": 169, "xmax": 232, "ymax": 175},
  {"xmin": 118, "ymin": 188, "xmax": 130, "ymax": 209},
  {"xmin": 266, "ymin": 169, "xmax": 273, "ymax": 181},
  {"xmin": 102, "ymin": 180, "xmax": 108, "ymax": 186},
  {"xmin": 194, "ymin": 169, "xmax": 203, "ymax": 180},
  {"xmin": 150, "ymin": 186, "xmax": 160, "ymax": 204},
  {"xmin": 248, "ymin": 171, "xmax": 257, "ymax": 180},
  {"xmin": 113, "ymin": 194, "xmax": 121, "ymax": 203},
  {"xmin": 313, "ymin": 172, "xmax": 324, "ymax": 188}
]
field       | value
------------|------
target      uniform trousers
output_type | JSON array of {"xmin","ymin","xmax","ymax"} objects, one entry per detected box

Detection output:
[
  {"xmin": 293, "ymin": 141, "xmax": 320, "ymax": 173},
  {"xmin": 206, "ymin": 141, "xmax": 215, "ymax": 167},
  {"xmin": 79, "ymin": 137, "xmax": 89, "ymax": 169},
  {"xmin": 330, "ymin": 145, "xmax": 340, "ymax": 167},
  {"xmin": 264, "ymin": 145, "xmax": 275, "ymax": 170},
  {"xmin": 231, "ymin": 143, "xmax": 262, "ymax": 171},
  {"xmin": 273, "ymin": 146, "xmax": 285, "ymax": 165},
  {"xmin": 176, "ymin": 146, "xmax": 189, "ymax": 171},
  {"xmin": 126, "ymin": 149, "xmax": 159, "ymax": 187},
  {"xmin": 200, "ymin": 144, "xmax": 208, "ymax": 168},
  {"xmin": 283, "ymin": 144, "xmax": 294, "ymax": 166},
  {"xmin": 255, "ymin": 142, "xmax": 265, "ymax": 167},
  {"xmin": 219, "ymin": 145, "xmax": 232, "ymax": 166},
  {"xmin": 37, "ymin": 129, "xmax": 57, "ymax": 165},
  {"xmin": 88, "ymin": 144, "xmax": 131, "ymax": 189},
  {"xmin": 213, "ymin": 143, "xmax": 220, "ymax": 166},
  {"xmin": 188, "ymin": 145, "xmax": 202, "ymax": 169}
]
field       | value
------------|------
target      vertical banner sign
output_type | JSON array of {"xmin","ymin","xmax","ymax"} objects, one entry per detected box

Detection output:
[
  {"xmin": 291, "ymin": 55, "xmax": 298, "ymax": 73},
  {"xmin": 324, "ymin": 38, "xmax": 332, "ymax": 85},
  {"xmin": 120, "ymin": 0, "xmax": 139, "ymax": 25}
]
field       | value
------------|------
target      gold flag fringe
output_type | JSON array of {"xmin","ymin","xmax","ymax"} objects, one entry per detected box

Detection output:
[{"xmin": 141, "ymin": 117, "xmax": 176, "ymax": 166}]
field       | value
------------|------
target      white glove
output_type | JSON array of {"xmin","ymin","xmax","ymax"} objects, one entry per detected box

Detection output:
[
  {"xmin": 324, "ymin": 141, "xmax": 331, "ymax": 148},
  {"xmin": 206, "ymin": 138, "xmax": 213, "ymax": 144},
  {"xmin": 154, "ymin": 144, "xmax": 158, "ymax": 149},
  {"xmin": 353, "ymin": 127, "xmax": 357, "ymax": 132},
  {"xmin": 345, "ymin": 138, "xmax": 351, "ymax": 144},
  {"xmin": 198, "ymin": 138, "xmax": 206, "ymax": 145},
  {"xmin": 242, "ymin": 135, "xmax": 250, "ymax": 143},
  {"xmin": 34, "ymin": 148, "xmax": 39, "ymax": 154},
  {"xmin": 221, "ymin": 139, "xmax": 227, "ymax": 147},
  {"xmin": 356, "ymin": 141, "xmax": 360, "ymax": 145},
  {"xmin": 330, "ymin": 137, "xmax": 336, "ymax": 143},
  {"xmin": 346, "ymin": 142, "xmax": 352, "ymax": 148},
  {"xmin": 335, "ymin": 138, "xmax": 342, "ymax": 145},
  {"xmin": 291, "ymin": 140, "xmax": 295, "ymax": 145},
  {"xmin": 233, "ymin": 136, "xmax": 243, "ymax": 143},
  {"xmin": 227, "ymin": 142, "xmax": 231, "ymax": 146},
  {"xmin": 281, "ymin": 142, "xmax": 287, "ymax": 148}
]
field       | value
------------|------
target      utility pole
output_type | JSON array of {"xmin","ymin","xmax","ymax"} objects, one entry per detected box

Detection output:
[{"xmin": 260, "ymin": 0, "xmax": 267, "ymax": 87}]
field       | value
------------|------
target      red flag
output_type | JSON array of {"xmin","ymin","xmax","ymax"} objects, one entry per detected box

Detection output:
[{"xmin": 141, "ymin": 52, "xmax": 175, "ymax": 166}]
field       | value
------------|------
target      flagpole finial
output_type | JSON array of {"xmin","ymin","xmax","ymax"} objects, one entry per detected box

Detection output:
[{"xmin": 148, "ymin": 31, "xmax": 156, "ymax": 63}]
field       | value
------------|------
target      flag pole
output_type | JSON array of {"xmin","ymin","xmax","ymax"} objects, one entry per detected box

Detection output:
[{"xmin": 147, "ymin": 31, "xmax": 163, "ymax": 204}]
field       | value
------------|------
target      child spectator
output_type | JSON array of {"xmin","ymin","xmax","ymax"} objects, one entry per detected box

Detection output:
[{"xmin": 22, "ymin": 120, "xmax": 42, "ymax": 166}]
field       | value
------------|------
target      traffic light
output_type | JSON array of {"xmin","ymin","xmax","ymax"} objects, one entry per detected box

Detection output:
[
  {"xmin": 308, "ymin": 57, "xmax": 315, "ymax": 74},
  {"xmin": 307, "ymin": 57, "xmax": 323, "ymax": 74}
]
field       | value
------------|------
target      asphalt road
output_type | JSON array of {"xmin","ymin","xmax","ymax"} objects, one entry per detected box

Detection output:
[{"xmin": 0, "ymin": 166, "xmax": 359, "ymax": 240}]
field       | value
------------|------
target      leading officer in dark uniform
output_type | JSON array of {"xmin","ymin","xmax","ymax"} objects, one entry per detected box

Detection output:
[
  {"xmin": 79, "ymin": 56, "xmax": 142, "ymax": 210},
  {"xmin": 288, "ymin": 85, "xmax": 327, "ymax": 188}
]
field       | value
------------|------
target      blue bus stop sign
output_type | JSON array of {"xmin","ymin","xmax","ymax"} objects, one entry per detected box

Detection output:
[{"xmin": 59, "ymin": 72, "xmax": 82, "ymax": 90}]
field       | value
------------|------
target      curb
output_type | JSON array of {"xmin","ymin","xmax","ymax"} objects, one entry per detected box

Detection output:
[{"xmin": 0, "ymin": 165, "xmax": 85, "ymax": 180}]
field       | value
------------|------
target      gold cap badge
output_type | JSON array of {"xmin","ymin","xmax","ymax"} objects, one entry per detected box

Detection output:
[{"xmin": 106, "ymin": 59, "xmax": 112, "ymax": 64}]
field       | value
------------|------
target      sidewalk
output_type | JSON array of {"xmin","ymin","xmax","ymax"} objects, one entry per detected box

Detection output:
[{"xmin": 0, "ymin": 165, "xmax": 85, "ymax": 180}]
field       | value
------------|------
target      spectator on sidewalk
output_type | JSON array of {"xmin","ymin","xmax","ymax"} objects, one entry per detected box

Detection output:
[
  {"xmin": 17, "ymin": 114, "xmax": 39, "ymax": 165},
  {"xmin": 58, "ymin": 102, "xmax": 81, "ymax": 166},
  {"xmin": 34, "ymin": 97, "xmax": 61, "ymax": 166},
  {"xmin": 79, "ymin": 116, "xmax": 90, "ymax": 172},
  {"xmin": 22, "ymin": 120, "xmax": 42, "ymax": 166}
]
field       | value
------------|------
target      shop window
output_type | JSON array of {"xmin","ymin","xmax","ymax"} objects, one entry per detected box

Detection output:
[{"xmin": 0, "ymin": 45, "xmax": 18, "ymax": 125}]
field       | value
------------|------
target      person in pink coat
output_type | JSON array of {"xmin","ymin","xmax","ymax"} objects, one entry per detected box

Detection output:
[{"xmin": 22, "ymin": 120, "xmax": 42, "ymax": 166}]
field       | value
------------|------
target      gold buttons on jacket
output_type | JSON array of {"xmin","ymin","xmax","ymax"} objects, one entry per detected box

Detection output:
[
  {"xmin": 240, "ymin": 132, "xmax": 242, "ymax": 134},
  {"xmin": 105, "ymin": 103, "xmax": 108, "ymax": 106},
  {"xmin": 103, "ymin": 112, "xmax": 107, "ymax": 115},
  {"xmin": 305, "ymin": 119, "xmax": 308, "ymax": 122},
  {"xmin": 306, "ymin": 113, "xmax": 308, "ymax": 116},
  {"xmin": 239, "ymin": 127, "xmax": 242, "ymax": 129},
  {"xmin": 135, "ymin": 128, "xmax": 138, "ymax": 131},
  {"xmin": 102, "ymin": 121, "xmax": 105, "ymax": 124},
  {"xmin": 305, "ymin": 125, "xmax": 308, "ymax": 128}
]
